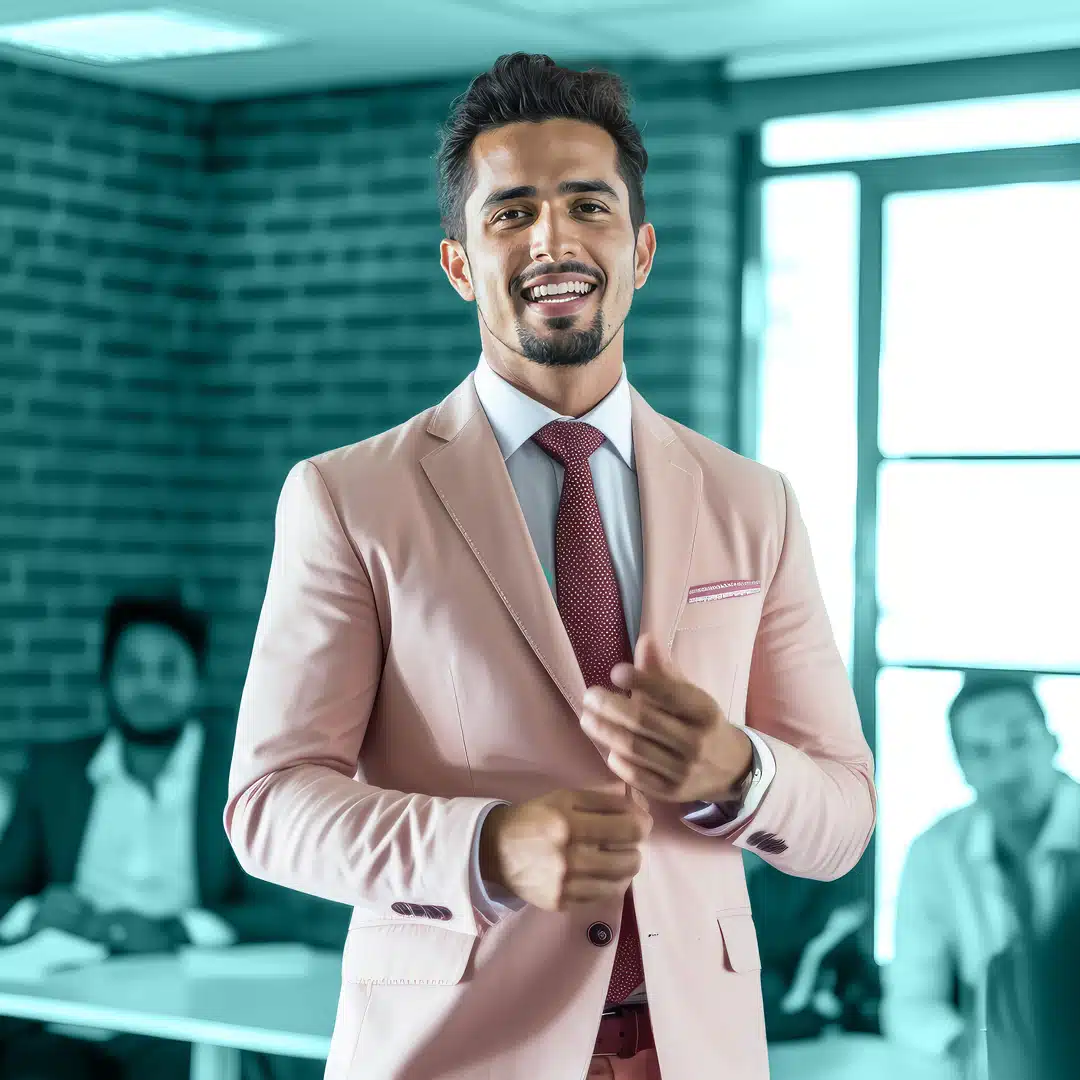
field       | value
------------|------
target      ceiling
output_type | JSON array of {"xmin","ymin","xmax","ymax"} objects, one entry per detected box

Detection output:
[{"xmin": 2, "ymin": 0, "xmax": 1080, "ymax": 102}]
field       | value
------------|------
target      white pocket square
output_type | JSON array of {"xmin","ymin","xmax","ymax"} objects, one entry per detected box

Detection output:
[{"xmin": 687, "ymin": 579, "xmax": 761, "ymax": 603}]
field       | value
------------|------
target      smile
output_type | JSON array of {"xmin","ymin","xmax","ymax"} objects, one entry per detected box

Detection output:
[{"xmin": 522, "ymin": 284, "xmax": 598, "ymax": 315}]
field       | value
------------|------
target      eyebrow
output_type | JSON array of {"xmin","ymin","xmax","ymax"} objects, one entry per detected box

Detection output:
[{"xmin": 479, "ymin": 179, "xmax": 620, "ymax": 215}]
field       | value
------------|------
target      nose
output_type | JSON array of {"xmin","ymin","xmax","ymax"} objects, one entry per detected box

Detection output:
[{"xmin": 529, "ymin": 202, "xmax": 578, "ymax": 263}]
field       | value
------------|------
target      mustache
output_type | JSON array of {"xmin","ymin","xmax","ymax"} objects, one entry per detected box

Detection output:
[{"xmin": 515, "ymin": 263, "xmax": 601, "ymax": 291}]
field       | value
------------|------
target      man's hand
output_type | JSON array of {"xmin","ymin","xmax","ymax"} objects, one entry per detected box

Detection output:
[
  {"xmin": 579, "ymin": 632, "xmax": 754, "ymax": 804},
  {"xmin": 28, "ymin": 886, "xmax": 99, "ymax": 940},
  {"xmin": 479, "ymin": 789, "xmax": 652, "ymax": 913},
  {"xmin": 89, "ymin": 910, "xmax": 188, "ymax": 955}
]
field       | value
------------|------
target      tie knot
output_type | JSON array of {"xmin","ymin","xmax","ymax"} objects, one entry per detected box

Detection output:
[{"xmin": 531, "ymin": 420, "xmax": 606, "ymax": 469}]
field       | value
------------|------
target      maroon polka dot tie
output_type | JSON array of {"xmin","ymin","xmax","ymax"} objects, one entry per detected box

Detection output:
[{"xmin": 531, "ymin": 419, "xmax": 645, "ymax": 1006}]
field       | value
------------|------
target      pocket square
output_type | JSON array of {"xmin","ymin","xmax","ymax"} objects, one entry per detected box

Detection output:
[{"xmin": 687, "ymin": 579, "xmax": 761, "ymax": 603}]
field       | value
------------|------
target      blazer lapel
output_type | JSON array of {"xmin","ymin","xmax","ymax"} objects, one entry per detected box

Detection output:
[
  {"xmin": 629, "ymin": 384, "xmax": 701, "ymax": 657},
  {"xmin": 421, "ymin": 373, "xmax": 701, "ymax": 730},
  {"xmin": 422, "ymin": 373, "xmax": 587, "ymax": 718}
]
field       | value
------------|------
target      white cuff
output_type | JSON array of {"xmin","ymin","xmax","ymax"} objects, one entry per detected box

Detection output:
[
  {"xmin": 0, "ymin": 896, "xmax": 41, "ymax": 942},
  {"xmin": 179, "ymin": 908, "xmax": 239, "ymax": 948},
  {"xmin": 470, "ymin": 801, "xmax": 527, "ymax": 922}
]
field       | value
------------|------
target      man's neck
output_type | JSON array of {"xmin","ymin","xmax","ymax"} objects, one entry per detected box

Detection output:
[
  {"xmin": 480, "ymin": 345, "xmax": 623, "ymax": 418},
  {"xmin": 993, "ymin": 798, "xmax": 1055, "ymax": 863}
]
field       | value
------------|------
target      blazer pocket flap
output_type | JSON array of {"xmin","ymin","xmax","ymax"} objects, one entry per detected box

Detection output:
[
  {"xmin": 342, "ymin": 922, "xmax": 478, "ymax": 986},
  {"xmin": 717, "ymin": 911, "xmax": 761, "ymax": 973}
]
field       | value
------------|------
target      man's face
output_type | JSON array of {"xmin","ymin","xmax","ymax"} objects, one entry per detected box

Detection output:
[
  {"xmin": 442, "ymin": 118, "xmax": 654, "ymax": 370},
  {"xmin": 952, "ymin": 688, "xmax": 1059, "ymax": 827},
  {"xmin": 107, "ymin": 622, "xmax": 200, "ymax": 734}
]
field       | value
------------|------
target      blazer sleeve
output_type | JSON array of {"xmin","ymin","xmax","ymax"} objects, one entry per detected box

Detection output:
[
  {"xmin": 714, "ymin": 470, "xmax": 877, "ymax": 880},
  {"xmin": 223, "ymin": 460, "xmax": 504, "ymax": 938},
  {"xmin": 880, "ymin": 831, "xmax": 966, "ymax": 1056}
]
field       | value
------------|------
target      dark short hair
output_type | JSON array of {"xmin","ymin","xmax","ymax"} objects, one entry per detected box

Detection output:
[
  {"xmin": 100, "ymin": 593, "xmax": 209, "ymax": 682},
  {"xmin": 946, "ymin": 669, "xmax": 1046, "ymax": 748},
  {"xmin": 435, "ymin": 52, "xmax": 649, "ymax": 245}
]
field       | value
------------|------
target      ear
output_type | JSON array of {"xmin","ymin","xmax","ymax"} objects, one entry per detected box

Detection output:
[
  {"xmin": 634, "ymin": 222, "xmax": 657, "ymax": 289},
  {"xmin": 440, "ymin": 238, "xmax": 475, "ymax": 302}
]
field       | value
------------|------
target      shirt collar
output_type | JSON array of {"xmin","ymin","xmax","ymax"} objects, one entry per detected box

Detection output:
[
  {"xmin": 967, "ymin": 772, "xmax": 1080, "ymax": 861},
  {"xmin": 87, "ymin": 720, "xmax": 203, "ymax": 792},
  {"xmin": 472, "ymin": 352, "xmax": 635, "ymax": 471}
]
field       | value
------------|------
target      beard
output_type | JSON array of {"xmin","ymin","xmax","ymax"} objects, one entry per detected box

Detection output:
[
  {"xmin": 515, "ymin": 305, "xmax": 606, "ymax": 368},
  {"xmin": 104, "ymin": 693, "xmax": 188, "ymax": 749}
]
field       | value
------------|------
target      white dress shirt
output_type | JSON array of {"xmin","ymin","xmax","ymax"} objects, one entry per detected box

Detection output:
[
  {"xmin": 0, "ymin": 722, "xmax": 236, "ymax": 949},
  {"xmin": 467, "ymin": 353, "xmax": 777, "ymax": 949}
]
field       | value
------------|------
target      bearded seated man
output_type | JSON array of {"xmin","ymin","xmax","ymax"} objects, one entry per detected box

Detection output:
[{"xmin": 0, "ymin": 593, "xmax": 350, "ymax": 1080}]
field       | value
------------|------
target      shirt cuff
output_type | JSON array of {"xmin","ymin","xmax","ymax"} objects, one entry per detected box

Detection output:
[
  {"xmin": 179, "ymin": 908, "xmax": 239, "ymax": 949},
  {"xmin": 0, "ymin": 896, "xmax": 41, "ymax": 942},
  {"xmin": 470, "ymin": 801, "xmax": 527, "ymax": 922},
  {"xmin": 681, "ymin": 729, "xmax": 776, "ymax": 834}
]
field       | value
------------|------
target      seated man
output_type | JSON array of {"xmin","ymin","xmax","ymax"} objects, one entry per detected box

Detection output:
[
  {"xmin": 0, "ymin": 592, "xmax": 351, "ymax": 1080},
  {"xmin": 744, "ymin": 848, "xmax": 880, "ymax": 1042},
  {"xmin": 882, "ymin": 670, "xmax": 1080, "ymax": 1080}
]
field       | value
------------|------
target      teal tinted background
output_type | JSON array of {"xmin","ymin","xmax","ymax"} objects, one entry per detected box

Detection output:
[{"xmin": 0, "ymin": 54, "xmax": 739, "ymax": 744}]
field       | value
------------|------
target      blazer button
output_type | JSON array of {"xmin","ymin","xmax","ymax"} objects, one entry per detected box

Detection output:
[{"xmin": 588, "ymin": 922, "xmax": 613, "ymax": 947}]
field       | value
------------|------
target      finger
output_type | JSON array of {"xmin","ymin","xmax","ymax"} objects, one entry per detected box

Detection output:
[
  {"xmin": 570, "ymin": 789, "xmax": 641, "ymax": 815},
  {"xmin": 563, "ymin": 877, "xmax": 634, "ymax": 906},
  {"xmin": 604, "ymin": 668, "xmax": 715, "ymax": 727},
  {"xmin": 570, "ymin": 805, "xmax": 652, "ymax": 846},
  {"xmin": 566, "ymin": 845, "xmax": 642, "ymax": 883},
  {"xmin": 604, "ymin": 750, "xmax": 680, "ymax": 799},
  {"xmin": 581, "ymin": 703, "xmax": 695, "ymax": 779}
]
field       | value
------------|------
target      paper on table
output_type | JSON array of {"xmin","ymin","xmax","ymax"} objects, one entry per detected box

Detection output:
[
  {"xmin": 0, "ymin": 928, "xmax": 108, "ymax": 982},
  {"xmin": 179, "ymin": 942, "xmax": 315, "ymax": 979}
]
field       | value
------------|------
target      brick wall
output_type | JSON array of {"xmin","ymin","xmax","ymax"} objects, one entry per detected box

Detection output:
[
  {"xmin": 0, "ymin": 58, "xmax": 213, "ymax": 740},
  {"xmin": 1, "ymin": 55, "xmax": 738, "ymax": 742}
]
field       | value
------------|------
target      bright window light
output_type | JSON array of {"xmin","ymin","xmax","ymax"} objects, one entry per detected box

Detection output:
[
  {"xmin": 0, "ymin": 7, "xmax": 291, "ymax": 65},
  {"xmin": 762, "ymin": 90, "xmax": 1080, "ymax": 166}
]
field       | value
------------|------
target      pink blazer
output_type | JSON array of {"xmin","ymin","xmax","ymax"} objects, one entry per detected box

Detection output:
[{"xmin": 225, "ymin": 370, "xmax": 876, "ymax": 1080}]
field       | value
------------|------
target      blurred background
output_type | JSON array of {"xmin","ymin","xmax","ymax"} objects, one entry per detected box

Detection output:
[{"xmin": 0, "ymin": 2, "xmax": 1078, "ymax": 1079}]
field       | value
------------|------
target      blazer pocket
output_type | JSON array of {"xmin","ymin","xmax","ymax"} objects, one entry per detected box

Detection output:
[
  {"xmin": 675, "ymin": 592, "xmax": 763, "ymax": 633},
  {"xmin": 716, "ymin": 910, "xmax": 762, "ymax": 973},
  {"xmin": 341, "ymin": 921, "xmax": 478, "ymax": 986}
]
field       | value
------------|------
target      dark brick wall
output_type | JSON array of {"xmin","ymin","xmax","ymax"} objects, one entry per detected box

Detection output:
[
  {"xmin": 0, "ymin": 58, "xmax": 213, "ymax": 740},
  {"xmin": 1, "ymin": 56, "xmax": 738, "ymax": 743}
]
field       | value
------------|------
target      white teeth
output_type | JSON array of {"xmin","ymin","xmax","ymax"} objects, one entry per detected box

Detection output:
[{"xmin": 526, "ymin": 281, "xmax": 595, "ymax": 300}]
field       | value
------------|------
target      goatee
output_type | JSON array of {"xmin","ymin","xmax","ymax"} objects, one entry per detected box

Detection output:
[
  {"xmin": 516, "ymin": 307, "xmax": 605, "ymax": 369},
  {"xmin": 105, "ymin": 696, "xmax": 187, "ymax": 749}
]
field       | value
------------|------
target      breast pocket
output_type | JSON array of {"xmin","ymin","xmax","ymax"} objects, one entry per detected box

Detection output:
[
  {"xmin": 675, "ymin": 590, "xmax": 763, "ymax": 634},
  {"xmin": 341, "ymin": 921, "xmax": 479, "ymax": 986}
]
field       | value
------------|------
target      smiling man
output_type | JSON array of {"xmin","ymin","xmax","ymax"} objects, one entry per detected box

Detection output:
[{"xmin": 226, "ymin": 53, "xmax": 876, "ymax": 1080}]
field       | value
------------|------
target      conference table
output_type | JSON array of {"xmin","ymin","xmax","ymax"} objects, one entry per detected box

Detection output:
[
  {"xmin": 768, "ymin": 1031, "xmax": 963, "ymax": 1080},
  {"xmin": 0, "ymin": 942, "xmax": 963, "ymax": 1080},
  {"xmin": 0, "ymin": 943, "xmax": 340, "ymax": 1080}
]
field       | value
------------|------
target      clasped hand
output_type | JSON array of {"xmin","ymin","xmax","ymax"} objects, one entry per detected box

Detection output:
[{"xmin": 580, "ymin": 632, "xmax": 753, "ymax": 805}]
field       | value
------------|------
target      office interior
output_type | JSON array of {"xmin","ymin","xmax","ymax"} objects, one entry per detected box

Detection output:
[{"xmin": 0, "ymin": 2, "xmax": 1077, "ymax": 1079}]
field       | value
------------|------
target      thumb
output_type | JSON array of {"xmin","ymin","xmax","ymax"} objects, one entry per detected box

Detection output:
[{"xmin": 634, "ymin": 631, "xmax": 670, "ymax": 674}]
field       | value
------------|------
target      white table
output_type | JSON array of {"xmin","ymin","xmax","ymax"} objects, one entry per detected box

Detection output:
[
  {"xmin": 769, "ymin": 1032, "xmax": 962, "ymax": 1080},
  {"xmin": 0, "ymin": 945, "xmax": 341, "ymax": 1080}
]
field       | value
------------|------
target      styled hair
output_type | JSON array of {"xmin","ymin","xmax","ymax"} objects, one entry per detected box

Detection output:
[
  {"xmin": 435, "ymin": 52, "xmax": 648, "ymax": 244},
  {"xmin": 946, "ymin": 669, "xmax": 1046, "ymax": 747},
  {"xmin": 100, "ymin": 592, "xmax": 209, "ymax": 681}
]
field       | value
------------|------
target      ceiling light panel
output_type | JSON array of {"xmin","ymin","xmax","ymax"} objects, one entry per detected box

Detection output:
[{"xmin": 0, "ymin": 6, "xmax": 294, "ymax": 65}]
